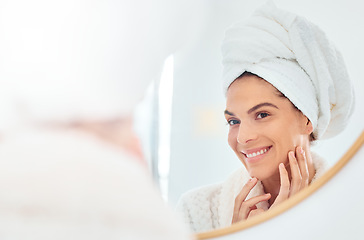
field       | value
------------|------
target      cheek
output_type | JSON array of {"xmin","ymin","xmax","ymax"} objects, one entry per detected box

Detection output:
[
  {"xmin": 262, "ymin": 120, "xmax": 298, "ymax": 157},
  {"xmin": 275, "ymin": 124, "xmax": 302, "ymax": 152},
  {"xmin": 227, "ymin": 128, "xmax": 237, "ymax": 149}
]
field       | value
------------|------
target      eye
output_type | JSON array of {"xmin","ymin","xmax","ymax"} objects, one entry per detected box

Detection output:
[
  {"xmin": 227, "ymin": 119, "xmax": 240, "ymax": 126},
  {"xmin": 256, "ymin": 112, "xmax": 269, "ymax": 119}
]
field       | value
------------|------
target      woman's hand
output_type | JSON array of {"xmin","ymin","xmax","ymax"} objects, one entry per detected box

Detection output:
[
  {"xmin": 270, "ymin": 146, "xmax": 312, "ymax": 208},
  {"xmin": 232, "ymin": 146, "xmax": 313, "ymax": 224},
  {"xmin": 232, "ymin": 177, "xmax": 271, "ymax": 224}
]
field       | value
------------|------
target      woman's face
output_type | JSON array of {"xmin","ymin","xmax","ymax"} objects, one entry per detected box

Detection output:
[{"xmin": 224, "ymin": 74, "xmax": 312, "ymax": 181}]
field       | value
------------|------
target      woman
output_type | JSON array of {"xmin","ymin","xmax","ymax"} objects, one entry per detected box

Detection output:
[{"xmin": 177, "ymin": 2, "xmax": 354, "ymax": 232}]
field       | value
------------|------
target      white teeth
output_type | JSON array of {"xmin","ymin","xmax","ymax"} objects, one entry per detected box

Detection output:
[{"xmin": 245, "ymin": 147, "xmax": 270, "ymax": 158}]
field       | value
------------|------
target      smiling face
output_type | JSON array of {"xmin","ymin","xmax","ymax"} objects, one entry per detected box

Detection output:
[{"xmin": 225, "ymin": 73, "xmax": 313, "ymax": 181}]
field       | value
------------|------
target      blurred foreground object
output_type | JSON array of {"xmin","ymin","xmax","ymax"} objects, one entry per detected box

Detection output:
[
  {"xmin": 0, "ymin": 0, "xmax": 195, "ymax": 239},
  {"xmin": 0, "ymin": 127, "xmax": 191, "ymax": 239}
]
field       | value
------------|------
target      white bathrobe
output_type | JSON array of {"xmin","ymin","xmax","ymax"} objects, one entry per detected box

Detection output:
[
  {"xmin": 177, "ymin": 153, "xmax": 327, "ymax": 233},
  {"xmin": 0, "ymin": 127, "xmax": 191, "ymax": 240}
]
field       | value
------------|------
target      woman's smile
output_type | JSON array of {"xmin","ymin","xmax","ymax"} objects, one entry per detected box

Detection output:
[{"xmin": 241, "ymin": 146, "xmax": 272, "ymax": 163}]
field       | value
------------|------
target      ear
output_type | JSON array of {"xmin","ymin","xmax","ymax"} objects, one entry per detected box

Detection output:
[{"xmin": 305, "ymin": 118, "xmax": 314, "ymax": 135}]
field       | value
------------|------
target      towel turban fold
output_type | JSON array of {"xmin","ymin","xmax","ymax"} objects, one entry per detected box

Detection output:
[{"xmin": 221, "ymin": 1, "xmax": 355, "ymax": 140}]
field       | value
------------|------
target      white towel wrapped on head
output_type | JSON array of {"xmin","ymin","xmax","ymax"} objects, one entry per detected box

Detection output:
[{"xmin": 221, "ymin": 1, "xmax": 355, "ymax": 140}]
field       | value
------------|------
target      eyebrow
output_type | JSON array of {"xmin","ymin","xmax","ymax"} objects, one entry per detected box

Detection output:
[
  {"xmin": 224, "ymin": 109, "xmax": 235, "ymax": 116},
  {"xmin": 224, "ymin": 102, "xmax": 279, "ymax": 116}
]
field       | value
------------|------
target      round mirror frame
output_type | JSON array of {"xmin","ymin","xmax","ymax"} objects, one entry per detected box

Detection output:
[{"xmin": 195, "ymin": 130, "xmax": 364, "ymax": 239}]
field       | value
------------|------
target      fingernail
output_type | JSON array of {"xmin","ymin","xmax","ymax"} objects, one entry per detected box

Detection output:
[
  {"xmin": 249, "ymin": 177, "xmax": 256, "ymax": 182},
  {"xmin": 299, "ymin": 146, "xmax": 304, "ymax": 154},
  {"xmin": 289, "ymin": 151, "xmax": 295, "ymax": 158},
  {"xmin": 279, "ymin": 163, "xmax": 284, "ymax": 168}
]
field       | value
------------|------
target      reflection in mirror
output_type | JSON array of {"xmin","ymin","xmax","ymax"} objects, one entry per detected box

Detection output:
[{"xmin": 136, "ymin": 0, "xmax": 364, "ymax": 235}]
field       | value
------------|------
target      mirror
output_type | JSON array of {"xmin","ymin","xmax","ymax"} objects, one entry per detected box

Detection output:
[
  {"xmin": 134, "ymin": 0, "xmax": 363, "ymax": 236},
  {"xmin": 161, "ymin": 0, "xmax": 364, "ymax": 234}
]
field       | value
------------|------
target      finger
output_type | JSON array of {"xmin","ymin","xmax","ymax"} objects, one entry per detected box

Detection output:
[
  {"xmin": 296, "ymin": 146, "xmax": 309, "ymax": 187},
  {"xmin": 234, "ymin": 177, "xmax": 258, "ymax": 210},
  {"xmin": 234, "ymin": 193, "xmax": 271, "ymax": 223},
  {"xmin": 248, "ymin": 208, "xmax": 265, "ymax": 219},
  {"xmin": 271, "ymin": 163, "xmax": 290, "ymax": 208},
  {"xmin": 289, "ymin": 151, "xmax": 302, "ymax": 196},
  {"xmin": 250, "ymin": 205, "xmax": 257, "ymax": 210},
  {"xmin": 242, "ymin": 193, "xmax": 271, "ymax": 210},
  {"xmin": 232, "ymin": 178, "xmax": 258, "ymax": 223}
]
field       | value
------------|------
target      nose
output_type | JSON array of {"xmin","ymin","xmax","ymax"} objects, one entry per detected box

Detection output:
[{"xmin": 237, "ymin": 122, "xmax": 257, "ymax": 144}]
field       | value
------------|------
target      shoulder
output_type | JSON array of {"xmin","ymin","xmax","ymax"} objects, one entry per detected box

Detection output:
[
  {"xmin": 176, "ymin": 167, "xmax": 250, "ymax": 231},
  {"xmin": 0, "ymin": 129, "xmax": 192, "ymax": 239},
  {"xmin": 177, "ymin": 182, "xmax": 223, "ymax": 210},
  {"xmin": 176, "ymin": 182, "xmax": 223, "ymax": 232},
  {"xmin": 177, "ymin": 167, "xmax": 248, "ymax": 208}
]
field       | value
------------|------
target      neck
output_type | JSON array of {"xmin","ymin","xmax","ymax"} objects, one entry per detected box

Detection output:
[{"xmin": 261, "ymin": 171, "xmax": 282, "ymax": 206}]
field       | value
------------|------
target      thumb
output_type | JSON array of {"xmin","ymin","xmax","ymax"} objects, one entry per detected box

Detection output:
[{"xmin": 248, "ymin": 208, "xmax": 265, "ymax": 219}]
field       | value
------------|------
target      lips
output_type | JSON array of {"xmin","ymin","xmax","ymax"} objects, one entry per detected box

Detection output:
[{"xmin": 241, "ymin": 146, "xmax": 272, "ymax": 159}]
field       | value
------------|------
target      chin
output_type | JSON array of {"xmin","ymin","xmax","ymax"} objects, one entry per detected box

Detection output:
[{"xmin": 248, "ymin": 168, "xmax": 277, "ymax": 181}]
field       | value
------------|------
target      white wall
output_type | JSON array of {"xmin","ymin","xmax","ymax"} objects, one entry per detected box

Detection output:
[{"xmin": 168, "ymin": 0, "xmax": 364, "ymax": 206}]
